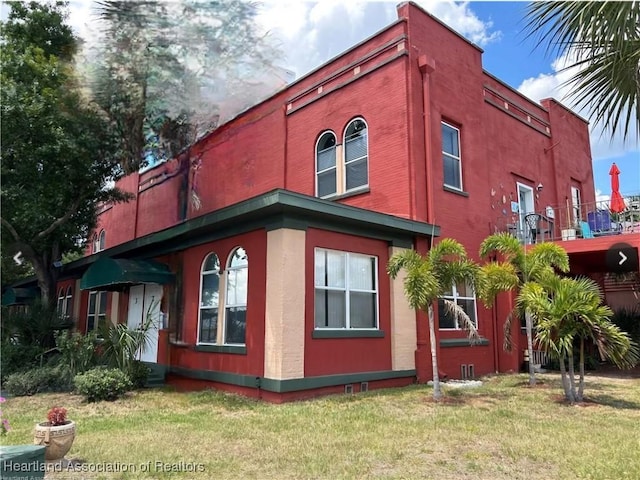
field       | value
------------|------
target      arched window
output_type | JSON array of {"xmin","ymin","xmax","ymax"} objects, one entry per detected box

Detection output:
[
  {"xmin": 316, "ymin": 131, "xmax": 337, "ymax": 197},
  {"xmin": 92, "ymin": 234, "xmax": 99, "ymax": 254},
  {"xmin": 64, "ymin": 286, "xmax": 73, "ymax": 318},
  {"xmin": 225, "ymin": 247, "xmax": 248, "ymax": 345},
  {"xmin": 98, "ymin": 230, "xmax": 106, "ymax": 251},
  {"xmin": 57, "ymin": 288, "xmax": 65, "ymax": 314},
  {"xmin": 198, "ymin": 253, "xmax": 220, "ymax": 344},
  {"xmin": 343, "ymin": 118, "xmax": 368, "ymax": 191}
]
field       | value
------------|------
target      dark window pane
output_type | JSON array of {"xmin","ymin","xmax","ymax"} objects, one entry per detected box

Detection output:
[
  {"xmin": 460, "ymin": 299, "xmax": 476, "ymax": 326},
  {"xmin": 318, "ymin": 132, "xmax": 336, "ymax": 150},
  {"xmin": 349, "ymin": 292, "xmax": 376, "ymax": 328},
  {"xmin": 199, "ymin": 308, "xmax": 218, "ymax": 343},
  {"xmin": 346, "ymin": 158, "xmax": 367, "ymax": 190},
  {"xmin": 438, "ymin": 299, "xmax": 456, "ymax": 329},
  {"xmin": 201, "ymin": 273, "xmax": 220, "ymax": 308},
  {"xmin": 346, "ymin": 119, "xmax": 367, "ymax": 137},
  {"xmin": 88, "ymin": 293, "xmax": 96, "ymax": 315},
  {"xmin": 318, "ymin": 170, "xmax": 336, "ymax": 197},
  {"xmin": 443, "ymin": 155, "xmax": 460, "ymax": 189},
  {"xmin": 203, "ymin": 253, "xmax": 220, "ymax": 272},
  {"xmin": 98, "ymin": 292, "xmax": 108, "ymax": 315},
  {"xmin": 87, "ymin": 315, "xmax": 95, "ymax": 332},
  {"xmin": 225, "ymin": 307, "xmax": 246, "ymax": 344},
  {"xmin": 442, "ymin": 124, "xmax": 459, "ymax": 156},
  {"xmin": 314, "ymin": 289, "xmax": 346, "ymax": 328}
]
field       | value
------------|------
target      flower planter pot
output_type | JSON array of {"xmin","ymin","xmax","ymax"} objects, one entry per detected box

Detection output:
[{"xmin": 33, "ymin": 421, "xmax": 75, "ymax": 461}]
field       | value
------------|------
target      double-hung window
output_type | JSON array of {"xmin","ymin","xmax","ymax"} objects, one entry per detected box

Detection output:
[
  {"xmin": 197, "ymin": 247, "xmax": 248, "ymax": 346},
  {"xmin": 315, "ymin": 118, "xmax": 368, "ymax": 198},
  {"xmin": 438, "ymin": 282, "xmax": 477, "ymax": 329},
  {"xmin": 343, "ymin": 118, "xmax": 368, "ymax": 191},
  {"xmin": 314, "ymin": 248, "xmax": 378, "ymax": 329},
  {"xmin": 198, "ymin": 253, "xmax": 220, "ymax": 344},
  {"xmin": 87, "ymin": 290, "xmax": 107, "ymax": 332},
  {"xmin": 442, "ymin": 122, "xmax": 462, "ymax": 190},
  {"xmin": 316, "ymin": 132, "xmax": 337, "ymax": 197}
]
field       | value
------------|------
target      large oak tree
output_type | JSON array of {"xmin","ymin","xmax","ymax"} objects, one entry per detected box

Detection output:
[{"xmin": 1, "ymin": 1, "xmax": 129, "ymax": 305}]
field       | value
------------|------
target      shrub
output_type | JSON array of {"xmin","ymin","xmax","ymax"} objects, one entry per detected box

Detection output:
[
  {"xmin": 3, "ymin": 365, "xmax": 72, "ymax": 396},
  {"xmin": 611, "ymin": 307, "xmax": 640, "ymax": 345},
  {"xmin": 55, "ymin": 330, "xmax": 99, "ymax": 376},
  {"xmin": 127, "ymin": 360, "xmax": 151, "ymax": 389},
  {"xmin": 74, "ymin": 367, "xmax": 133, "ymax": 402},
  {"xmin": 0, "ymin": 340, "xmax": 43, "ymax": 382}
]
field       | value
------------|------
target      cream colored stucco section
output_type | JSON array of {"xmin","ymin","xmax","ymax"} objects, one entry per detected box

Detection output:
[
  {"xmin": 110, "ymin": 291, "xmax": 120, "ymax": 325},
  {"xmin": 264, "ymin": 228, "xmax": 306, "ymax": 380},
  {"xmin": 389, "ymin": 246, "xmax": 416, "ymax": 371}
]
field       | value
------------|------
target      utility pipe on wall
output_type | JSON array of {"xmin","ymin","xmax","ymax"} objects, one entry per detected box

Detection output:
[{"xmin": 418, "ymin": 54, "xmax": 436, "ymax": 225}]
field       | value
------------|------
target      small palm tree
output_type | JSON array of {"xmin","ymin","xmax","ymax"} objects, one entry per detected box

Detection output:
[
  {"xmin": 478, "ymin": 233, "xmax": 569, "ymax": 385},
  {"xmin": 522, "ymin": 275, "xmax": 639, "ymax": 403},
  {"xmin": 523, "ymin": 2, "xmax": 640, "ymax": 141},
  {"xmin": 388, "ymin": 238, "xmax": 479, "ymax": 401}
]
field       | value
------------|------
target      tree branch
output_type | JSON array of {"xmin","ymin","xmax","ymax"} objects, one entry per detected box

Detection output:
[
  {"xmin": 1, "ymin": 217, "xmax": 22, "ymax": 243},
  {"xmin": 36, "ymin": 195, "xmax": 83, "ymax": 239}
]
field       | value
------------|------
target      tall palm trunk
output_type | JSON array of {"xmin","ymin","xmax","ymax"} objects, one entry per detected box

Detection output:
[
  {"xmin": 524, "ymin": 311, "xmax": 536, "ymax": 385},
  {"xmin": 567, "ymin": 353, "xmax": 577, "ymax": 404},
  {"xmin": 577, "ymin": 338, "xmax": 585, "ymax": 402},
  {"xmin": 559, "ymin": 355, "xmax": 574, "ymax": 403},
  {"xmin": 428, "ymin": 305, "xmax": 442, "ymax": 401}
]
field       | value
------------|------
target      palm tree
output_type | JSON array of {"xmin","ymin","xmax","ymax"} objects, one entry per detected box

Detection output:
[
  {"xmin": 478, "ymin": 233, "xmax": 569, "ymax": 386},
  {"xmin": 523, "ymin": 2, "xmax": 640, "ymax": 141},
  {"xmin": 522, "ymin": 275, "xmax": 639, "ymax": 403},
  {"xmin": 387, "ymin": 238, "xmax": 479, "ymax": 401}
]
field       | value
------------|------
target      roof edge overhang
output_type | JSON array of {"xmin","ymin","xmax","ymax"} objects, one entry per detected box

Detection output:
[{"xmin": 40, "ymin": 189, "xmax": 439, "ymax": 284}]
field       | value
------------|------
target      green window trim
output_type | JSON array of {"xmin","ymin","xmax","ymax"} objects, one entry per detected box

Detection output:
[
  {"xmin": 194, "ymin": 344, "xmax": 247, "ymax": 355},
  {"xmin": 312, "ymin": 329, "xmax": 385, "ymax": 339},
  {"xmin": 440, "ymin": 337, "xmax": 489, "ymax": 347}
]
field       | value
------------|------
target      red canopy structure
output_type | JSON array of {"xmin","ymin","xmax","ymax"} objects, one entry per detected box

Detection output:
[{"xmin": 609, "ymin": 163, "xmax": 625, "ymax": 213}]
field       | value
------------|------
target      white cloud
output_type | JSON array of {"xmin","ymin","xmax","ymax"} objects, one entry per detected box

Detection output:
[
  {"xmin": 256, "ymin": 0, "xmax": 500, "ymax": 80},
  {"xmin": 517, "ymin": 51, "xmax": 639, "ymax": 161}
]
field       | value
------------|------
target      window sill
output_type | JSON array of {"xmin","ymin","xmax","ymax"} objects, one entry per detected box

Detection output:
[
  {"xmin": 322, "ymin": 186, "xmax": 370, "ymax": 201},
  {"xmin": 169, "ymin": 340, "xmax": 190, "ymax": 349},
  {"xmin": 194, "ymin": 344, "xmax": 247, "ymax": 354},
  {"xmin": 443, "ymin": 185, "xmax": 469, "ymax": 197},
  {"xmin": 312, "ymin": 329, "xmax": 384, "ymax": 339},
  {"xmin": 440, "ymin": 338, "xmax": 489, "ymax": 347}
]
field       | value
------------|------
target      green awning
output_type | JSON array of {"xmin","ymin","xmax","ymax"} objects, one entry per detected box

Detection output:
[
  {"xmin": 1, "ymin": 287, "xmax": 38, "ymax": 306},
  {"xmin": 80, "ymin": 257, "xmax": 174, "ymax": 291}
]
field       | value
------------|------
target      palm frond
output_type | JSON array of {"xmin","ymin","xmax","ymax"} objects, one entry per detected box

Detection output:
[{"xmin": 442, "ymin": 299, "xmax": 480, "ymax": 343}]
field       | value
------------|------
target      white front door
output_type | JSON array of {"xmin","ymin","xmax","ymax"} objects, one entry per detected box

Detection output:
[{"xmin": 126, "ymin": 284, "xmax": 161, "ymax": 363}]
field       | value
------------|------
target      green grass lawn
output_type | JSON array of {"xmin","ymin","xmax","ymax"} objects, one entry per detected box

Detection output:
[{"xmin": 2, "ymin": 373, "xmax": 639, "ymax": 479}]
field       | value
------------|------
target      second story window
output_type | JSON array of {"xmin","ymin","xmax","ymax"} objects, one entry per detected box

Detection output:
[
  {"xmin": 316, "ymin": 132, "xmax": 337, "ymax": 198},
  {"xmin": 92, "ymin": 229, "xmax": 106, "ymax": 253},
  {"xmin": 315, "ymin": 118, "xmax": 369, "ymax": 198},
  {"xmin": 343, "ymin": 118, "xmax": 368, "ymax": 192},
  {"xmin": 442, "ymin": 122, "xmax": 462, "ymax": 191}
]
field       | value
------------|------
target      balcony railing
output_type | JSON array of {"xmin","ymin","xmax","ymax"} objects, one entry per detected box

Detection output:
[{"xmin": 493, "ymin": 196, "xmax": 640, "ymax": 244}]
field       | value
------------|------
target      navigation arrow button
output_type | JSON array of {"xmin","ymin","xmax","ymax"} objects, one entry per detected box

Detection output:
[{"xmin": 618, "ymin": 251, "xmax": 628, "ymax": 265}]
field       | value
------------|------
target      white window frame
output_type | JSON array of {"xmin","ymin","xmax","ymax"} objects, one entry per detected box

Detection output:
[
  {"xmin": 342, "ymin": 117, "xmax": 369, "ymax": 193},
  {"xmin": 314, "ymin": 248, "xmax": 379, "ymax": 330},
  {"xmin": 57, "ymin": 286, "xmax": 73, "ymax": 319},
  {"xmin": 315, "ymin": 131, "xmax": 338, "ymax": 198},
  {"xmin": 442, "ymin": 121, "xmax": 463, "ymax": 191},
  {"xmin": 196, "ymin": 248, "xmax": 249, "ymax": 347},
  {"xmin": 571, "ymin": 185, "xmax": 582, "ymax": 226},
  {"xmin": 438, "ymin": 282, "xmax": 477, "ymax": 330},
  {"xmin": 87, "ymin": 290, "xmax": 107, "ymax": 333},
  {"xmin": 197, "ymin": 253, "xmax": 221, "ymax": 345},
  {"xmin": 224, "ymin": 247, "xmax": 248, "ymax": 345}
]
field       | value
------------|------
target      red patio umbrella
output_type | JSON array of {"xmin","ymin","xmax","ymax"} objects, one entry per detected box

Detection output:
[{"xmin": 609, "ymin": 163, "xmax": 626, "ymax": 213}]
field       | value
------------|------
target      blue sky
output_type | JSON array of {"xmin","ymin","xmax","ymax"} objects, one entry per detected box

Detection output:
[{"xmin": 14, "ymin": 0, "xmax": 640, "ymax": 198}]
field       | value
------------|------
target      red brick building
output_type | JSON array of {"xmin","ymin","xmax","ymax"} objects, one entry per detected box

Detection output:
[{"xmin": 33, "ymin": 2, "xmax": 630, "ymax": 401}]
